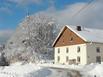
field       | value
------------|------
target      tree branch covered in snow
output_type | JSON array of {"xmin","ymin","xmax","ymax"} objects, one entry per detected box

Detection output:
[{"xmin": 4, "ymin": 13, "xmax": 59, "ymax": 63}]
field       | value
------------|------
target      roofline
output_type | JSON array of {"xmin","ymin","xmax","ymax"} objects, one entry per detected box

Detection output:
[
  {"xmin": 52, "ymin": 25, "xmax": 88, "ymax": 47},
  {"xmin": 86, "ymin": 41, "xmax": 103, "ymax": 44},
  {"xmin": 52, "ymin": 26, "xmax": 67, "ymax": 47},
  {"xmin": 52, "ymin": 25, "xmax": 103, "ymax": 47},
  {"xmin": 66, "ymin": 25, "xmax": 87, "ymax": 42}
]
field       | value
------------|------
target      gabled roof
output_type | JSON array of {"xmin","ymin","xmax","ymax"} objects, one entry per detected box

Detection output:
[{"xmin": 53, "ymin": 25, "xmax": 103, "ymax": 47}]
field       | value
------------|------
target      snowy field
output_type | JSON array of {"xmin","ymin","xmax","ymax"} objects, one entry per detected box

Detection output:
[{"xmin": 0, "ymin": 62, "xmax": 103, "ymax": 77}]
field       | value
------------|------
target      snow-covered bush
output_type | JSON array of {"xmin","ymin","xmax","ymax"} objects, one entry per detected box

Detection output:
[{"xmin": 0, "ymin": 52, "xmax": 9, "ymax": 66}]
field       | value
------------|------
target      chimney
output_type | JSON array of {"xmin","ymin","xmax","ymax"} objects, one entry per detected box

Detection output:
[{"xmin": 77, "ymin": 26, "xmax": 82, "ymax": 31}]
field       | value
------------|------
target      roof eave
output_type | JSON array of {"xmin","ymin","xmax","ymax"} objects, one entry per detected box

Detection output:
[
  {"xmin": 52, "ymin": 26, "xmax": 67, "ymax": 47},
  {"xmin": 52, "ymin": 25, "xmax": 88, "ymax": 47}
]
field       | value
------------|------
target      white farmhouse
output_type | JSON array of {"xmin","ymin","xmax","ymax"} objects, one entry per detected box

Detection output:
[{"xmin": 52, "ymin": 25, "xmax": 103, "ymax": 65}]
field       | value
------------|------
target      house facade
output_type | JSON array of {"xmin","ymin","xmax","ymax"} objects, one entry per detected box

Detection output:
[{"xmin": 52, "ymin": 25, "xmax": 103, "ymax": 65}]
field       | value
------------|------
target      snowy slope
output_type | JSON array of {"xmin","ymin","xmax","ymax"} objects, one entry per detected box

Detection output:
[
  {"xmin": 0, "ymin": 62, "xmax": 75, "ymax": 77},
  {"xmin": 0, "ymin": 62, "xmax": 103, "ymax": 77},
  {"xmin": 0, "ymin": 63, "xmax": 39, "ymax": 77}
]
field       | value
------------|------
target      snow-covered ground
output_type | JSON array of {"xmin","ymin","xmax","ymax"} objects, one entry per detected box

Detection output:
[{"xmin": 0, "ymin": 62, "xmax": 103, "ymax": 77}]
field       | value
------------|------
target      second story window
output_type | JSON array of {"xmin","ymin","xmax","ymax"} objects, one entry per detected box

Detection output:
[
  {"xmin": 66, "ymin": 48, "xmax": 69, "ymax": 53},
  {"xmin": 58, "ymin": 48, "xmax": 60, "ymax": 53},
  {"xmin": 77, "ymin": 46, "xmax": 80, "ymax": 53},
  {"xmin": 96, "ymin": 47, "xmax": 100, "ymax": 53}
]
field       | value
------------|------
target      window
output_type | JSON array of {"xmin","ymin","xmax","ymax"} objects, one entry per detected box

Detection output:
[
  {"xmin": 66, "ymin": 48, "xmax": 69, "ymax": 53},
  {"xmin": 77, "ymin": 46, "xmax": 80, "ymax": 53},
  {"xmin": 77, "ymin": 56, "xmax": 80, "ymax": 63},
  {"xmin": 66, "ymin": 56, "xmax": 69, "ymax": 62},
  {"xmin": 96, "ymin": 47, "xmax": 100, "ymax": 53},
  {"xmin": 63, "ymin": 40, "xmax": 65, "ymax": 44},
  {"xmin": 96, "ymin": 56, "xmax": 101, "ymax": 64},
  {"xmin": 57, "ymin": 56, "xmax": 60, "ymax": 62},
  {"xmin": 70, "ymin": 37, "xmax": 73, "ymax": 41},
  {"xmin": 58, "ymin": 48, "xmax": 60, "ymax": 53}
]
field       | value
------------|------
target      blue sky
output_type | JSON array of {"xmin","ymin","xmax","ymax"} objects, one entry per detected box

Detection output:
[
  {"xmin": 0, "ymin": 0, "xmax": 89, "ymax": 30},
  {"xmin": 0, "ymin": 0, "xmax": 103, "ymax": 44}
]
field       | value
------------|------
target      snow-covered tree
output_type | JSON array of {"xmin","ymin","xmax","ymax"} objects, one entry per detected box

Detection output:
[
  {"xmin": 0, "ymin": 44, "xmax": 5, "ymax": 52},
  {"xmin": 4, "ymin": 13, "xmax": 59, "ymax": 63}
]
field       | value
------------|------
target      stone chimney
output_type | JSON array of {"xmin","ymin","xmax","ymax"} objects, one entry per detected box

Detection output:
[{"xmin": 77, "ymin": 26, "xmax": 82, "ymax": 31}]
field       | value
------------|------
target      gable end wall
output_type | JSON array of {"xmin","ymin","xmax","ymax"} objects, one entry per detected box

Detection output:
[{"xmin": 54, "ymin": 27, "xmax": 86, "ymax": 47}]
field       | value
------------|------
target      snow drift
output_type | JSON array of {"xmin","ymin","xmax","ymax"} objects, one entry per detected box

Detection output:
[{"xmin": 0, "ymin": 62, "xmax": 103, "ymax": 77}]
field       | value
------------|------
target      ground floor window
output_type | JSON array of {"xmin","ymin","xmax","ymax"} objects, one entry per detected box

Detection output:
[
  {"xmin": 66, "ymin": 56, "xmax": 69, "ymax": 62},
  {"xmin": 57, "ymin": 56, "xmax": 60, "ymax": 62},
  {"xmin": 77, "ymin": 56, "xmax": 80, "ymax": 63},
  {"xmin": 96, "ymin": 56, "xmax": 101, "ymax": 64}
]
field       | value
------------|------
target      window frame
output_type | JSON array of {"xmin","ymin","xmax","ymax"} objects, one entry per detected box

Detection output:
[
  {"xmin": 96, "ymin": 56, "xmax": 101, "ymax": 63},
  {"xmin": 77, "ymin": 46, "xmax": 80, "ymax": 53},
  {"xmin": 58, "ymin": 48, "xmax": 60, "ymax": 53},
  {"xmin": 96, "ymin": 47, "xmax": 100, "ymax": 53},
  {"xmin": 57, "ymin": 56, "xmax": 60, "ymax": 62},
  {"xmin": 70, "ymin": 37, "xmax": 73, "ymax": 41},
  {"xmin": 66, "ymin": 56, "xmax": 69, "ymax": 62},
  {"xmin": 77, "ymin": 56, "xmax": 80, "ymax": 63},
  {"xmin": 66, "ymin": 48, "xmax": 69, "ymax": 53}
]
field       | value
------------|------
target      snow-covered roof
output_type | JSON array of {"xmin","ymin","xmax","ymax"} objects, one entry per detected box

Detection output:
[
  {"xmin": 52, "ymin": 25, "xmax": 103, "ymax": 47},
  {"xmin": 66, "ymin": 25, "xmax": 103, "ymax": 43}
]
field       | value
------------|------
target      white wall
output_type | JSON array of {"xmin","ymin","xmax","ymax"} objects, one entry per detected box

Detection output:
[
  {"xmin": 54, "ymin": 44, "xmax": 87, "ymax": 65},
  {"xmin": 86, "ymin": 43, "xmax": 103, "ymax": 64}
]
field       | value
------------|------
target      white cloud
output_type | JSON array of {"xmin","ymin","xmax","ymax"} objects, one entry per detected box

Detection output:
[
  {"xmin": 37, "ymin": 0, "xmax": 103, "ymax": 29},
  {"xmin": 0, "ymin": 30, "xmax": 13, "ymax": 37},
  {"xmin": 0, "ymin": 30, "xmax": 14, "ymax": 44},
  {"xmin": 0, "ymin": 7, "xmax": 12, "ymax": 14}
]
